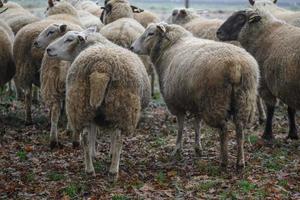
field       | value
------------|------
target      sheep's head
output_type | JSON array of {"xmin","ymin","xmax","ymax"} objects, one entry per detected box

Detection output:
[
  {"xmin": 167, "ymin": 8, "xmax": 197, "ymax": 25},
  {"xmin": 46, "ymin": 28, "xmax": 96, "ymax": 61},
  {"xmin": 217, "ymin": 9, "xmax": 262, "ymax": 41},
  {"xmin": 100, "ymin": 0, "xmax": 143, "ymax": 24},
  {"xmin": 131, "ymin": 22, "xmax": 189, "ymax": 56},
  {"xmin": 45, "ymin": 0, "xmax": 77, "ymax": 17},
  {"xmin": 249, "ymin": 0, "xmax": 277, "ymax": 6},
  {"xmin": 34, "ymin": 24, "xmax": 68, "ymax": 49}
]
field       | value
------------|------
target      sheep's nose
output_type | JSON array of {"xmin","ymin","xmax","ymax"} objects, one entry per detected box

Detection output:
[
  {"xmin": 216, "ymin": 30, "xmax": 222, "ymax": 36},
  {"xmin": 46, "ymin": 48, "xmax": 52, "ymax": 54},
  {"xmin": 33, "ymin": 41, "xmax": 39, "ymax": 47},
  {"xmin": 129, "ymin": 46, "xmax": 134, "ymax": 51}
]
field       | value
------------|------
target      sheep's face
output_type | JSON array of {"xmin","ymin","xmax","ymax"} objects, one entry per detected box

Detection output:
[
  {"xmin": 167, "ymin": 8, "xmax": 194, "ymax": 25},
  {"xmin": 34, "ymin": 24, "xmax": 67, "ymax": 49},
  {"xmin": 46, "ymin": 31, "xmax": 86, "ymax": 61},
  {"xmin": 131, "ymin": 24, "xmax": 162, "ymax": 55},
  {"xmin": 217, "ymin": 10, "xmax": 262, "ymax": 41},
  {"xmin": 249, "ymin": 0, "xmax": 277, "ymax": 7}
]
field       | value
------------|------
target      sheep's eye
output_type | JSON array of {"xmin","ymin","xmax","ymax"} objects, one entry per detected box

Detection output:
[
  {"xmin": 147, "ymin": 32, "xmax": 154, "ymax": 37},
  {"xmin": 65, "ymin": 38, "xmax": 73, "ymax": 43},
  {"xmin": 47, "ymin": 30, "xmax": 54, "ymax": 36},
  {"xmin": 172, "ymin": 11, "xmax": 177, "ymax": 16}
]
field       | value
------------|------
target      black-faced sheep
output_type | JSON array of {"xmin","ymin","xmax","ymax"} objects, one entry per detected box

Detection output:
[
  {"xmin": 217, "ymin": 8, "xmax": 300, "ymax": 140},
  {"xmin": 46, "ymin": 29, "xmax": 151, "ymax": 181},
  {"xmin": 249, "ymin": 0, "xmax": 300, "ymax": 27},
  {"xmin": 131, "ymin": 23, "xmax": 259, "ymax": 170}
]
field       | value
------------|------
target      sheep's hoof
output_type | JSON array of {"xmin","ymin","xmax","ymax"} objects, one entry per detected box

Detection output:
[
  {"xmin": 171, "ymin": 148, "xmax": 183, "ymax": 159},
  {"xmin": 25, "ymin": 120, "xmax": 33, "ymax": 126},
  {"xmin": 236, "ymin": 162, "xmax": 245, "ymax": 173},
  {"xmin": 220, "ymin": 163, "xmax": 228, "ymax": 172},
  {"xmin": 72, "ymin": 141, "xmax": 80, "ymax": 149},
  {"xmin": 262, "ymin": 132, "xmax": 274, "ymax": 141},
  {"xmin": 194, "ymin": 146, "xmax": 202, "ymax": 157},
  {"xmin": 86, "ymin": 169, "xmax": 96, "ymax": 177},
  {"xmin": 108, "ymin": 172, "xmax": 119, "ymax": 183},
  {"xmin": 287, "ymin": 132, "xmax": 299, "ymax": 140},
  {"xmin": 258, "ymin": 118, "xmax": 265, "ymax": 125},
  {"xmin": 49, "ymin": 141, "xmax": 63, "ymax": 150}
]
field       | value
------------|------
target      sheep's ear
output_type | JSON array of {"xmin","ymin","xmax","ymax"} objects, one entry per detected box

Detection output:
[
  {"xmin": 157, "ymin": 24, "xmax": 166, "ymax": 34},
  {"xmin": 131, "ymin": 5, "xmax": 144, "ymax": 13},
  {"xmin": 179, "ymin": 9, "xmax": 187, "ymax": 16},
  {"xmin": 273, "ymin": 0, "xmax": 277, "ymax": 4},
  {"xmin": 59, "ymin": 24, "xmax": 67, "ymax": 33},
  {"xmin": 248, "ymin": 13, "xmax": 261, "ymax": 23},
  {"xmin": 77, "ymin": 34, "xmax": 87, "ymax": 43},
  {"xmin": 48, "ymin": 0, "xmax": 54, "ymax": 7},
  {"xmin": 249, "ymin": 0, "xmax": 255, "ymax": 6},
  {"xmin": 85, "ymin": 26, "xmax": 97, "ymax": 33},
  {"xmin": 89, "ymin": 72, "xmax": 110, "ymax": 108}
]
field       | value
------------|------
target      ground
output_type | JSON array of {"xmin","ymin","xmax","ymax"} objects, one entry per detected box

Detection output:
[{"xmin": 0, "ymin": 90, "xmax": 299, "ymax": 200}]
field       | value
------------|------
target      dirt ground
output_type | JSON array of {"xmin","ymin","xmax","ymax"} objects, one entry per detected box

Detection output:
[{"xmin": 0, "ymin": 90, "xmax": 299, "ymax": 200}]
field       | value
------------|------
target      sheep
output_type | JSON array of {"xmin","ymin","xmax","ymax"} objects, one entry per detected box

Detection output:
[
  {"xmin": 167, "ymin": 8, "xmax": 224, "ymax": 41},
  {"xmin": 13, "ymin": 0, "xmax": 83, "ymax": 125},
  {"xmin": 249, "ymin": 0, "xmax": 300, "ymax": 27},
  {"xmin": 0, "ymin": 0, "xmax": 39, "ymax": 34},
  {"xmin": 167, "ymin": 8, "xmax": 266, "ymax": 124},
  {"xmin": 34, "ymin": 23, "xmax": 82, "ymax": 148},
  {"xmin": 217, "ymin": 8, "xmax": 300, "ymax": 140},
  {"xmin": 46, "ymin": 29, "xmax": 151, "ymax": 181},
  {"xmin": 131, "ymin": 23, "xmax": 259, "ymax": 170},
  {"xmin": 100, "ymin": 0, "xmax": 155, "ymax": 96},
  {"xmin": 101, "ymin": 0, "xmax": 159, "ymax": 28},
  {"xmin": 74, "ymin": 0, "xmax": 103, "ymax": 17},
  {"xmin": 78, "ymin": 10, "xmax": 104, "ymax": 31},
  {"xmin": 0, "ymin": 19, "xmax": 15, "ymax": 88}
]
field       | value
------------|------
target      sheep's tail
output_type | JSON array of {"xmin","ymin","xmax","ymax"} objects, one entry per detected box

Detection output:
[{"xmin": 229, "ymin": 62, "xmax": 259, "ymax": 126}]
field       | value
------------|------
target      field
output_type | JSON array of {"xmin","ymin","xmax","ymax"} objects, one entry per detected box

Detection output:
[{"xmin": 1, "ymin": 0, "xmax": 300, "ymax": 199}]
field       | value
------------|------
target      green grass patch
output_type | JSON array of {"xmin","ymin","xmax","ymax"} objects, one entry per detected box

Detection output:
[
  {"xmin": 94, "ymin": 161, "xmax": 105, "ymax": 173},
  {"xmin": 248, "ymin": 134, "xmax": 259, "ymax": 144},
  {"xmin": 47, "ymin": 171, "xmax": 65, "ymax": 181},
  {"xmin": 239, "ymin": 180, "xmax": 257, "ymax": 193},
  {"xmin": 156, "ymin": 171, "xmax": 166, "ymax": 184},
  {"xmin": 112, "ymin": 195, "xmax": 131, "ymax": 200},
  {"xmin": 25, "ymin": 172, "xmax": 35, "ymax": 182},
  {"xmin": 16, "ymin": 150, "xmax": 27, "ymax": 161},
  {"xmin": 63, "ymin": 184, "xmax": 78, "ymax": 198},
  {"xmin": 195, "ymin": 180, "xmax": 220, "ymax": 192},
  {"xmin": 153, "ymin": 137, "xmax": 166, "ymax": 147}
]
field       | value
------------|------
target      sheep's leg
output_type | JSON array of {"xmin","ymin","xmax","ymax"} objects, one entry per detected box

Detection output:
[
  {"xmin": 109, "ymin": 129, "xmax": 122, "ymax": 182},
  {"xmin": 172, "ymin": 115, "xmax": 185, "ymax": 156},
  {"xmin": 49, "ymin": 102, "xmax": 61, "ymax": 149},
  {"xmin": 82, "ymin": 126, "xmax": 95, "ymax": 176},
  {"xmin": 109, "ymin": 131, "xmax": 116, "ymax": 157},
  {"xmin": 262, "ymin": 104, "xmax": 275, "ymax": 140},
  {"xmin": 24, "ymin": 86, "xmax": 32, "ymax": 125},
  {"xmin": 287, "ymin": 107, "xmax": 299, "ymax": 140},
  {"xmin": 90, "ymin": 123, "xmax": 97, "ymax": 158},
  {"xmin": 151, "ymin": 72, "xmax": 155, "ymax": 97},
  {"xmin": 235, "ymin": 123, "xmax": 245, "ymax": 171},
  {"xmin": 32, "ymin": 86, "xmax": 39, "ymax": 104},
  {"xmin": 72, "ymin": 131, "xmax": 81, "ymax": 149},
  {"xmin": 219, "ymin": 124, "xmax": 229, "ymax": 170},
  {"xmin": 257, "ymin": 97, "xmax": 266, "ymax": 125},
  {"xmin": 194, "ymin": 117, "xmax": 203, "ymax": 156},
  {"xmin": 14, "ymin": 80, "xmax": 24, "ymax": 101}
]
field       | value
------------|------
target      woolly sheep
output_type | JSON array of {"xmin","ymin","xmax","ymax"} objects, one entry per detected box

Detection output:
[
  {"xmin": 0, "ymin": 19, "xmax": 15, "ymax": 87},
  {"xmin": 101, "ymin": 0, "xmax": 159, "ymax": 28},
  {"xmin": 46, "ymin": 29, "xmax": 151, "ymax": 181},
  {"xmin": 168, "ymin": 8, "xmax": 266, "ymax": 124},
  {"xmin": 13, "ymin": 0, "xmax": 83, "ymax": 124},
  {"xmin": 35, "ymin": 23, "xmax": 82, "ymax": 148},
  {"xmin": 131, "ymin": 23, "xmax": 259, "ymax": 170},
  {"xmin": 249, "ymin": 0, "xmax": 300, "ymax": 27},
  {"xmin": 74, "ymin": 0, "xmax": 103, "ymax": 17},
  {"xmin": 217, "ymin": 8, "xmax": 300, "ymax": 140},
  {"xmin": 0, "ymin": 0, "xmax": 39, "ymax": 34},
  {"xmin": 101, "ymin": 0, "xmax": 155, "ymax": 95}
]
